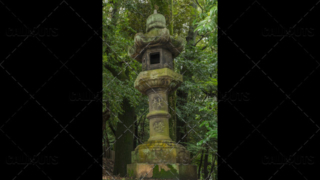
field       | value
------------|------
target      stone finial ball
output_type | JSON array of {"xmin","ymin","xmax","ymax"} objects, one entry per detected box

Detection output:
[{"xmin": 146, "ymin": 12, "xmax": 166, "ymax": 32}]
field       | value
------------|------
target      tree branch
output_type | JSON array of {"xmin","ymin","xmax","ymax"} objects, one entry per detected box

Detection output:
[
  {"xmin": 194, "ymin": 32, "xmax": 212, "ymax": 46},
  {"xmin": 207, "ymin": 153, "xmax": 217, "ymax": 180},
  {"xmin": 194, "ymin": 35, "xmax": 205, "ymax": 46},
  {"xmin": 108, "ymin": 120, "xmax": 116, "ymax": 137},
  {"xmin": 104, "ymin": 63, "xmax": 128, "ymax": 81},
  {"xmin": 201, "ymin": 45, "xmax": 208, "ymax": 50},
  {"xmin": 195, "ymin": 0, "xmax": 203, "ymax": 14}
]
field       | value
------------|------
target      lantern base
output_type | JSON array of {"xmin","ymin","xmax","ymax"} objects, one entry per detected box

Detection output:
[
  {"xmin": 131, "ymin": 140, "xmax": 191, "ymax": 164},
  {"xmin": 127, "ymin": 163, "xmax": 197, "ymax": 180}
]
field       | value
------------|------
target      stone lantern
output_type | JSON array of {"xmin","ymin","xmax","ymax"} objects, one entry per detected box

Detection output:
[{"xmin": 127, "ymin": 10, "xmax": 197, "ymax": 180}]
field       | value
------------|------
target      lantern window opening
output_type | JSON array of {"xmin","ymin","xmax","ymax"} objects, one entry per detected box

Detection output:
[{"xmin": 150, "ymin": 52, "xmax": 160, "ymax": 64}]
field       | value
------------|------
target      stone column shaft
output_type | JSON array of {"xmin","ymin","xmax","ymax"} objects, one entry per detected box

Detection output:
[{"xmin": 146, "ymin": 88, "xmax": 171, "ymax": 141}]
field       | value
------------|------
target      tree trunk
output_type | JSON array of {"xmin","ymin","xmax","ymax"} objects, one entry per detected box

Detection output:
[
  {"xmin": 102, "ymin": 118, "xmax": 107, "ymax": 160},
  {"xmin": 168, "ymin": 91, "xmax": 177, "ymax": 141},
  {"xmin": 108, "ymin": 120, "xmax": 116, "ymax": 137},
  {"xmin": 105, "ymin": 0, "xmax": 120, "ymax": 54},
  {"xmin": 176, "ymin": 89, "xmax": 187, "ymax": 143},
  {"xmin": 208, "ymin": 153, "xmax": 216, "ymax": 180},
  {"xmin": 176, "ymin": 1, "xmax": 197, "ymax": 143},
  {"xmin": 133, "ymin": 115, "xmax": 138, "ymax": 150},
  {"xmin": 198, "ymin": 150, "xmax": 204, "ymax": 179},
  {"xmin": 170, "ymin": 0, "xmax": 173, "ymax": 35},
  {"xmin": 168, "ymin": 0, "xmax": 176, "ymax": 142},
  {"xmin": 113, "ymin": 98, "xmax": 135, "ymax": 177},
  {"xmin": 103, "ymin": 102, "xmax": 110, "ymax": 159},
  {"xmin": 203, "ymin": 146, "xmax": 209, "ymax": 179},
  {"xmin": 105, "ymin": 128, "xmax": 111, "ymax": 159},
  {"xmin": 186, "ymin": 2, "xmax": 197, "ymax": 46}
]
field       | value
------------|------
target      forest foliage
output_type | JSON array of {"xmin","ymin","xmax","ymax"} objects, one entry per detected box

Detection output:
[{"xmin": 103, "ymin": 0, "xmax": 217, "ymax": 179}]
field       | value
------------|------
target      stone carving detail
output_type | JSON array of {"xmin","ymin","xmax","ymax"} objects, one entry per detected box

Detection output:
[
  {"xmin": 153, "ymin": 121, "xmax": 165, "ymax": 133},
  {"xmin": 134, "ymin": 68, "xmax": 183, "ymax": 94},
  {"xmin": 152, "ymin": 97, "xmax": 164, "ymax": 110}
]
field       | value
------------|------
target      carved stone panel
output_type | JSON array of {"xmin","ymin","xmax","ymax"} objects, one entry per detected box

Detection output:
[
  {"xmin": 151, "ymin": 97, "xmax": 165, "ymax": 111},
  {"xmin": 153, "ymin": 121, "xmax": 165, "ymax": 133}
]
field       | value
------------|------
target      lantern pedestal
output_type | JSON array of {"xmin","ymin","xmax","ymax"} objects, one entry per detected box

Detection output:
[{"xmin": 127, "ymin": 162, "xmax": 197, "ymax": 180}]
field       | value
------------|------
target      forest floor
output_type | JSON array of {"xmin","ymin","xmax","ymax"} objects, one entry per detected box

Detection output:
[
  {"xmin": 102, "ymin": 158, "xmax": 136, "ymax": 179},
  {"xmin": 103, "ymin": 157, "xmax": 114, "ymax": 177}
]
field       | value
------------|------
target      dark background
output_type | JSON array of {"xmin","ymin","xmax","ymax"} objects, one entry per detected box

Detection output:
[
  {"xmin": 1, "ymin": 0, "xmax": 102, "ymax": 179},
  {"xmin": 219, "ymin": 0, "xmax": 320, "ymax": 179},
  {"xmin": 1, "ymin": 0, "xmax": 319, "ymax": 179}
]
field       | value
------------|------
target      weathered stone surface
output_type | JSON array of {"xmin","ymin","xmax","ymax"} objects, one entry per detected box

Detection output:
[
  {"xmin": 142, "ymin": 48, "xmax": 173, "ymax": 71},
  {"xmin": 148, "ymin": 117, "xmax": 171, "ymax": 141},
  {"xmin": 131, "ymin": 140, "xmax": 190, "ymax": 164},
  {"xmin": 134, "ymin": 68, "xmax": 182, "ymax": 95},
  {"xmin": 146, "ymin": 12, "xmax": 166, "ymax": 32},
  {"xmin": 128, "ymin": 28, "xmax": 185, "ymax": 62},
  {"xmin": 127, "ymin": 163, "xmax": 197, "ymax": 180},
  {"xmin": 128, "ymin": 11, "xmax": 185, "ymax": 62}
]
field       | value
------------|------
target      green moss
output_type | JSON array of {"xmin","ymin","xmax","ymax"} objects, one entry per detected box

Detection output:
[
  {"xmin": 152, "ymin": 164, "xmax": 179, "ymax": 179},
  {"xmin": 128, "ymin": 169, "xmax": 134, "ymax": 177}
]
